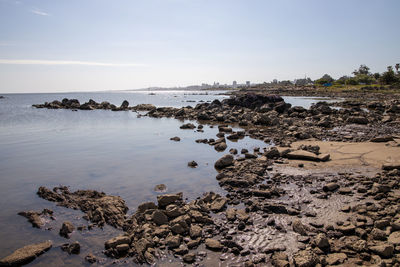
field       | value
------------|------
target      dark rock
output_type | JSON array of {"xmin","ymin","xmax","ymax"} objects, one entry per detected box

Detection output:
[{"xmin": 59, "ymin": 221, "xmax": 74, "ymax": 238}]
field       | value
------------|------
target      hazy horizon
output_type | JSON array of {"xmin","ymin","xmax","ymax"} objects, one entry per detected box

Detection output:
[{"xmin": 1, "ymin": 0, "xmax": 399, "ymax": 93}]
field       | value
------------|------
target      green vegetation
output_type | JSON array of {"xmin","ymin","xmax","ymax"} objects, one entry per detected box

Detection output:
[{"xmin": 314, "ymin": 63, "xmax": 400, "ymax": 89}]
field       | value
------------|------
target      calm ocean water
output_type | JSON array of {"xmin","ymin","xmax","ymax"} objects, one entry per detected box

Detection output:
[{"xmin": 0, "ymin": 91, "xmax": 334, "ymax": 266}]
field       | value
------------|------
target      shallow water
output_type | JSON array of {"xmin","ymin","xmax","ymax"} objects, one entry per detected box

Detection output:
[{"xmin": 0, "ymin": 91, "xmax": 337, "ymax": 266}]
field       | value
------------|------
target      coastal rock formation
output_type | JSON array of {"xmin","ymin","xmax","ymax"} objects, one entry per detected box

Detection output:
[{"xmin": 37, "ymin": 186, "xmax": 128, "ymax": 228}]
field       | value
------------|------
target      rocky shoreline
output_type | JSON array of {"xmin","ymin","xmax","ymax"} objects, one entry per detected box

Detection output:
[{"xmin": 2, "ymin": 91, "xmax": 400, "ymax": 266}]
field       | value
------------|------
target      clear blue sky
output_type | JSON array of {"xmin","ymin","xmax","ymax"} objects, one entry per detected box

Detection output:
[{"xmin": 0, "ymin": 0, "xmax": 399, "ymax": 93}]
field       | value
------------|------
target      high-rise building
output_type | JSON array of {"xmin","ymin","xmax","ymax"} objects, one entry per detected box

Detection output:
[
  {"xmin": 246, "ymin": 81, "xmax": 250, "ymax": 86},
  {"xmin": 232, "ymin": 81, "xmax": 237, "ymax": 88}
]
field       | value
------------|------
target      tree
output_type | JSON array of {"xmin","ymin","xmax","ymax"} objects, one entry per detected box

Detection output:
[
  {"xmin": 396, "ymin": 63, "xmax": 400, "ymax": 74},
  {"xmin": 353, "ymin": 64, "xmax": 370, "ymax": 76},
  {"xmin": 373, "ymin": 73, "xmax": 381, "ymax": 80},
  {"xmin": 379, "ymin": 66, "xmax": 398, "ymax": 85},
  {"xmin": 315, "ymin": 74, "xmax": 334, "ymax": 85}
]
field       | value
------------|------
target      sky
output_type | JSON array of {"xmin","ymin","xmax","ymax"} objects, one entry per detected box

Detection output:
[{"xmin": 0, "ymin": 0, "xmax": 399, "ymax": 93}]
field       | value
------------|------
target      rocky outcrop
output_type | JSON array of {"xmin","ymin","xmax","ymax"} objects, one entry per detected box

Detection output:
[
  {"xmin": 37, "ymin": 186, "xmax": 128, "ymax": 228},
  {"xmin": 0, "ymin": 241, "xmax": 52, "ymax": 266}
]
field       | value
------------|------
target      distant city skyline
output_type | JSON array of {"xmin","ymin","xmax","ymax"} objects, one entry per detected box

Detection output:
[{"xmin": 0, "ymin": 0, "xmax": 399, "ymax": 93}]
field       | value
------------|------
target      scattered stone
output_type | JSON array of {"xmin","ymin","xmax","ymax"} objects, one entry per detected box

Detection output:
[
  {"xmin": 59, "ymin": 221, "xmax": 74, "ymax": 238},
  {"xmin": 205, "ymin": 239, "xmax": 222, "ymax": 251},
  {"xmin": 170, "ymin": 136, "xmax": 180, "ymax": 141},
  {"xmin": 188, "ymin": 161, "xmax": 198, "ymax": 168},
  {"xmin": 61, "ymin": 241, "xmax": 80, "ymax": 254},
  {"xmin": 154, "ymin": 184, "xmax": 167, "ymax": 192},
  {"xmin": 214, "ymin": 154, "xmax": 234, "ymax": 169}
]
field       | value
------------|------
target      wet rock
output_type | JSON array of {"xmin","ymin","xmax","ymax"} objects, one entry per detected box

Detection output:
[
  {"xmin": 154, "ymin": 184, "xmax": 167, "ymax": 192},
  {"xmin": 170, "ymin": 136, "xmax": 180, "ymax": 141},
  {"xmin": 152, "ymin": 210, "xmax": 168, "ymax": 225},
  {"xmin": 85, "ymin": 253, "xmax": 97, "ymax": 263},
  {"xmin": 105, "ymin": 235, "xmax": 131, "ymax": 249},
  {"xmin": 17, "ymin": 209, "xmax": 53, "ymax": 228},
  {"xmin": 214, "ymin": 154, "xmax": 234, "ymax": 169},
  {"xmin": 188, "ymin": 161, "xmax": 198, "ymax": 168},
  {"xmin": 0, "ymin": 241, "xmax": 52, "ymax": 266},
  {"xmin": 61, "ymin": 241, "xmax": 80, "ymax": 254},
  {"xmin": 180, "ymin": 123, "xmax": 196, "ymax": 129},
  {"xmin": 37, "ymin": 186, "xmax": 128, "ymax": 228},
  {"xmin": 157, "ymin": 193, "xmax": 183, "ymax": 208},
  {"xmin": 59, "ymin": 221, "xmax": 74, "ymax": 238},
  {"xmin": 214, "ymin": 142, "xmax": 227, "ymax": 152},
  {"xmin": 137, "ymin": 202, "xmax": 157, "ymax": 213},
  {"xmin": 229, "ymin": 148, "xmax": 238, "ymax": 154},
  {"xmin": 205, "ymin": 238, "xmax": 222, "ymax": 251},
  {"xmin": 134, "ymin": 104, "xmax": 156, "ymax": 111},
  {"xmin": 120, "ymin": 100, "xmax": 129, "ymax": 109}
]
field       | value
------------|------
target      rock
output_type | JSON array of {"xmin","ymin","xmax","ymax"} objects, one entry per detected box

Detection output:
[
  {"xmin": 292, "ymin": 219, "xmax": 309, "ymax": 236},
  {"xmin": 166, "ymin": 235, "xmax": 181, "ymax": 249},
  {"xmin": 17, "ymin": 210, "xmax": 51, "ymax": 228},
  {"xmin": 271, "ymin": 252, "xmax": 289, "ymax": 267},
  {"xmin": 134, "ymin": 104, "xmax": 156, "ymax": 111},
  {"xmin": 347, "ymin": 116, "xmax": 368, "ymax": 124},
  {"xmin": 325, "ymin": 253, "xmax": 347, "ymax": 265},
  {"xmin": 388, "ymin": 232, "xmax": 400, "ymax": 245},
  {"xmin": 293, "ymin": 249, "xmax": 318, "ymax": 267},
  {"xmin": 323, "ymin": 182, "xmax": 339, "ymax": 192},
  {"xmin": 286, "ymin": 150, "xmax": 329, "ymax": 162},
  {"xmin": 370, "ymin": 135, "xmax": 394, "ymax": 142},
  {"xmin": 369, "ymin": 244, "xmax": 394, "ymax": 258},
  {"xmin": 382, "ymin": 163, "xmax": 400, "ymax": 171},
  {"xmin": 170, "ymin": 136, "xmax": 180, "ymax": 141},
  {"xmin": 120, "ymin": 100, "xmax": 129, "ymax": 109},
  {"xmin": 314, "ymin": 233, "xmax": 330, "ymax": 250},
  {"xmin": 182, "ymin": 253, "xmax": 196, "ymax": 263},
  {"xmin": 190, "ymin": 224, "xmax": 202, "ymax": 239},
  {"xmin": 371, "ymin": 228, "xmax": 387, "ymax": 240},
  {"xmin": 214, "ymin": 154, "xmax": 234, "ymax": 169},
  {"xmin": 59, "ymin": 221, "xmax": 74, "ymax": 238},
  {"xmin": 229, "ymin": 148, "xmax": 238, "ymax": 154},
  {"xmin": 0, "ymin": 241, "xmax": 52, "ymax": 266},
  {"xmin": 336, "ymin": 224, "xmax": 356, "ymax": 235},
  {"xmin": 157, "ymin": 193, "xmax": 183, "ymax": 208},
  {"xmin": 116, "ymin": 244, "xmax": 129, "ymax": 254},
  {"xmin": 214, "ymin": 142, "xmax": 227, "ymax": 152},
  {"xmin": 205, "ymin": 239, "xmax": 222, "ymax": 251},
  {"xmin": 61, "ymin": 241, "xmax": 80, "ymax": 254},
  {"xmin": 152, "ymin": 210, "xmax": 168, "ymax": 225},
  {"xmin": 188, "ymin": 161, "xmax": 198, "ymax": 168},
  {"xmin": 210, "ymin": 197, "xmax": 227, "ymax": 212},
  {"xmin": 180, "ymin": 123, "xmax": 196, "ymax": 129},
  {"xmin": 105, "ymin": 235, "xmax": 131, "ymax": 249},
  {"xmin": 85, "ymin": 253, "xmax": 97, "ymax": 263},
  {"xmin": 154, "ymin": 184, "xmax": 167, "ymax": 192},
  {"xmin": 37, "ymin": 186, "xmax": 128, "ymax": 228},
  {"xmin": 264, "ymin": 147, "xmax": 280, "ymax": 159},
  {"xmin": 137, "ymin": 202, "xmax": 157, "ymax": 213}
]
